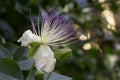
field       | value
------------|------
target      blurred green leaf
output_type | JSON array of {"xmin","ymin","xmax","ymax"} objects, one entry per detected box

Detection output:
[
  {"xmin": 103, "ymin": 46, "xmax": 113, "ymax": 54},
  {"xmin": 0, "ymin": 72, "xmax": 18, "ymax": 80},
  {"xmin": 54, "ymin": 49, "xmax": 72, "ymax": 62},
  {"xmin": 18, "ymin": 0, "xmax": 29, "ymax": 5},
  {"xmin": 88, "ymin": 48, "xmax": 101, "ymax": 57},
  {"xmin": 0, "ymin": 45, "xmax": 13, "ymax": 59},
  {"xmin": 35, "ymin": 71, "xmax": 43, "ymax": 80},
  {"xmin": 112, "ymin": 31, "xmax": 120, "ymax": 38},
  {"xmin": 28, "ymin": 42, "xmax": 40, "ymax": 58},
  {"xmin": 3, "ymin": 43, "xmax": 19, "ymax": 55},
  {"xmin": 17, "ymin": 59, "xmax": 34, "ymax": 70},
  {"xmin": 110, "ymin": 2, "xmax": 119, "ymax": 12},
  {"xmin": 0, "ymin": 20, "xmax": 15, "ymax": 41},
  {"xmin": 58, "ymin": 0, "xmax": 66, "ymax": 7},
  {"xmin": 14, "ymin": 46, "xmax": 29, "ymax": 61},
  {"xmin": 0, "ymin": 58, "xmax": 23, "ymax": 80},
  {"xmin": 44, "ymin": 72, "xmax": 72, "ymax": 80},
  {"xmin": 29, "ymin": 0, "xmax": 40, "ymax": 6}
]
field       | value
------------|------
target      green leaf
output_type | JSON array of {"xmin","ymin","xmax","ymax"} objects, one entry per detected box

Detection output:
[
  {"xmin": 3, "ymin": 43, "xmax": 19, "ymax": 55},
  {"xmin": 54, "ymin": 49, "xmax": 72, "ymax": 62},
  {"xmin": 103, "ymin": 46, "xmax": 113, "ymax": 54},
  {"xmin": 14, "ymin": 46, "xmax": 29, "ymax": 61},
  {"xmin": 28, "ymin": 42, "xmax": 40, "ymax": 58},
  {"xmin": 17, "ymin": 59, "xmax": 34, "ymax": 70},
  {"xmin": 0, "ymin": 58, "xmax": 23, "ymax": 80},
  {"xmin": 0, "ymin": 20, "xmax": 15, "ymax": 41},
  {"xmin": 44, "ymin": 72, "xmax": 72, "ymax": 80},
  {"xmin": 0, "ymin": 72, "xmax": 18, "ymax": 80},
  {"xmin": 0, "ymin": 45, "xmax": 13, "ymax": 59}
]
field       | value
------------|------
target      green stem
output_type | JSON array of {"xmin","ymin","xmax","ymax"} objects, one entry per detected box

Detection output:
[
  {"xmin": 46, "ymin": 72, "xmax": 52, "ymax": 80},
  {"xmin": 27, "ymin": 63, "xmax": 35, "ymax": 80}
]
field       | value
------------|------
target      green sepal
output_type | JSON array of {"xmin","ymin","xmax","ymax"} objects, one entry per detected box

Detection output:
[
  {"xmin": 27, "ymin": 42, "xmax": 40, "ymax": 58},
  {"xmin": 54, "ymin": 49, "xmax": 72, "ymax": 62}
]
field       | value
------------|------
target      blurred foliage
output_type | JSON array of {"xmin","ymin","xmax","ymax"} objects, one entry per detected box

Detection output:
[{"xmin": 0, "ymin": 0, "xmax": 120, "ymax": 80}]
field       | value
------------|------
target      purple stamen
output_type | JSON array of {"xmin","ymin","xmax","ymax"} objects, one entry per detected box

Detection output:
[{"xmin": 31, "ymin": 13, "xmax": 77, "ymax": 46}]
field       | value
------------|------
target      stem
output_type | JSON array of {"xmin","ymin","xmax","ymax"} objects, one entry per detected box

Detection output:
[
  {"xmin": 27, "ymin": 63, "xmax": 35, "ymax": 80},
  {"xmin": 46, "ymin": 72, "xmax": 52, "ymax": 80}
]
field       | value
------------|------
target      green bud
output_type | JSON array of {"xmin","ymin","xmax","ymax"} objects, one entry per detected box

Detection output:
[{"xmin": 54, "ymin": 49, "xmax": 72, "ymax": 62}]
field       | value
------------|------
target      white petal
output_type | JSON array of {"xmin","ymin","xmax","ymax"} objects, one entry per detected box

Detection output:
[
  {"xmin": 34, "ymin": 45, "xmax": 56, "ymax": 72},
  {"xmin": 18, "ymin": 30, "xmax": 40, "ymax": 46}
]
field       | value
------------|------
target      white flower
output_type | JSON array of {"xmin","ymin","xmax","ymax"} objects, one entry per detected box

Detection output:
[
  {"xmin": 18, "ymin": 14, "xmax": 77, "ymax": 72},
  {"xmin": 18, "ymin": 30, "xmax": 40, "ymax": 46},
  {"xmin": 34, "ymin": 45, "xmax": 56, "ymax": 72}
]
